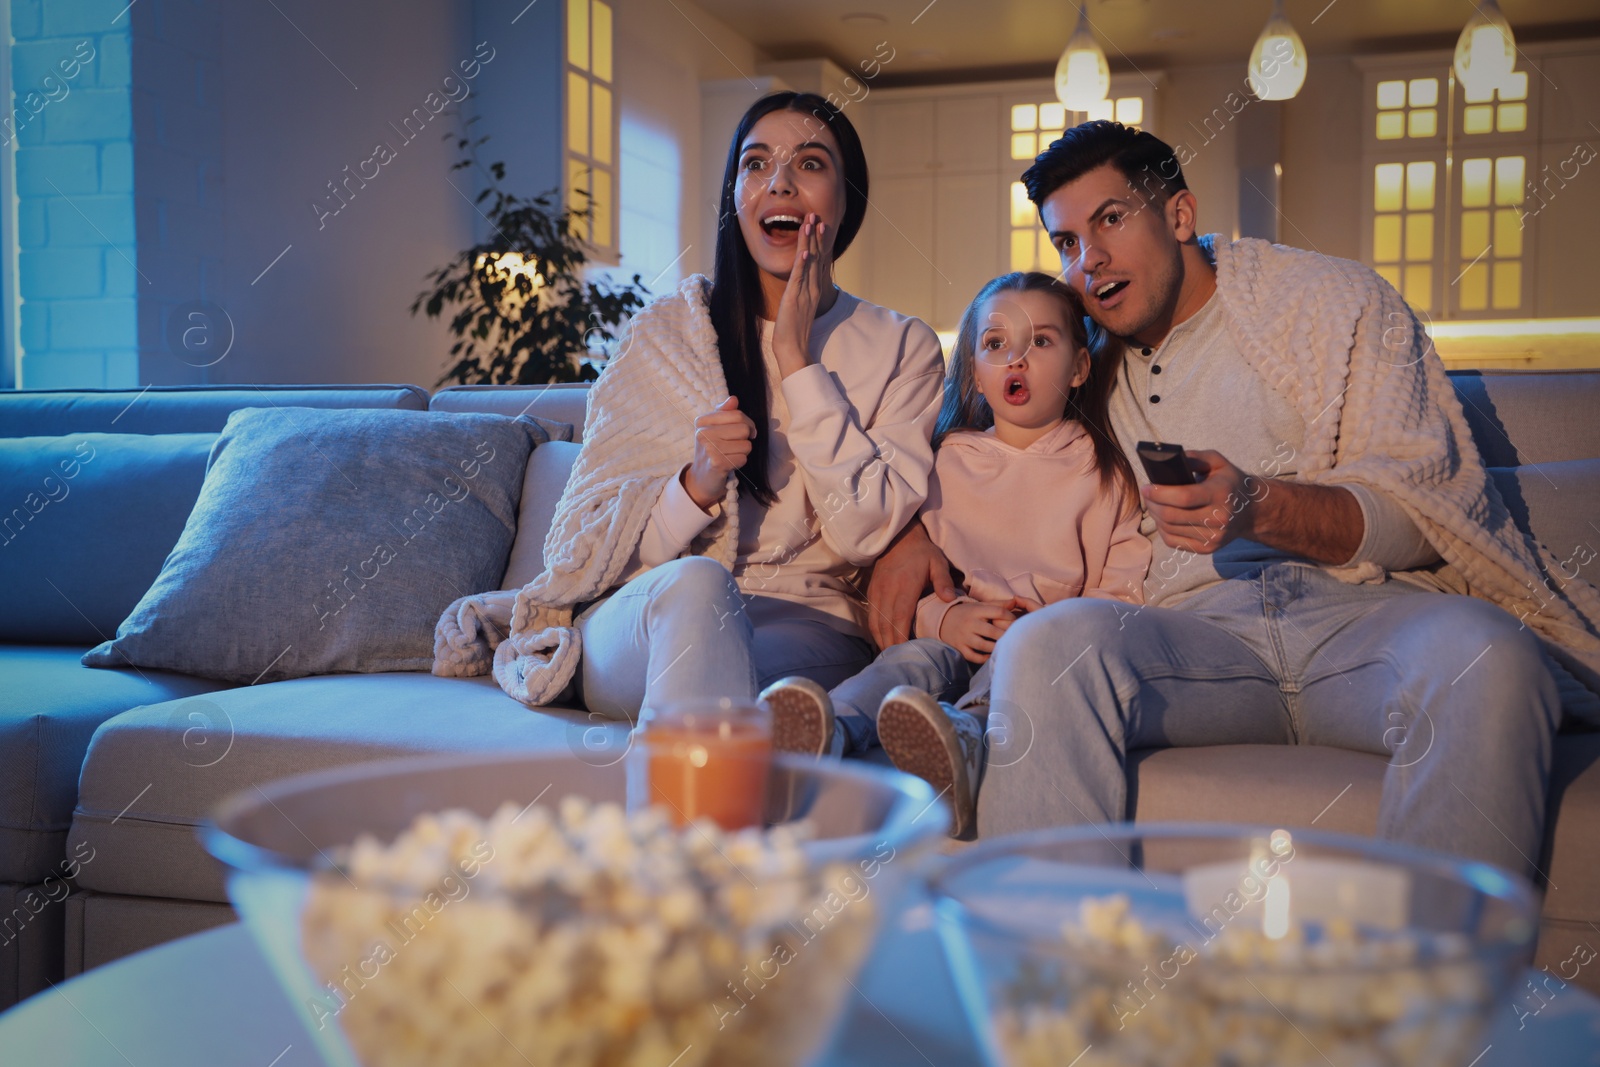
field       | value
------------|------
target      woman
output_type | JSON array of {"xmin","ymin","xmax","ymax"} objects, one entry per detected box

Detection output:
[{"xmin": 434, "ymin": 92, "xmax": 948, "ymax": 721}]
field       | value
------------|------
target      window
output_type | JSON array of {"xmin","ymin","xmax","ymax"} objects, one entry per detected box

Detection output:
[
  {"xmin": 1005, "ymin": 86, "xmax": 1152, "ymax": 274},
  {"xmin": 1374, "ymin": 77, "xmax": 1440, "ymax": 141},
  {"xmin": 1461, "ymin": 70, "xmax": 1528, "ymax": 135},
  {"xmin": 566, "ymin": 0, "xmax": 617, "ymax": 261},
  {"xmin": 1449, "ymin": 70, "xmax": 1531, "ymax": 314},
  {"xmin": 1456, "ymin": 155, "xmax": 1526, "ymax": 311},
  {"xmin": 1371, "ymin": 160, "xmax": 1437, "ymax": 311},
  {"xmin": 1361, "ymin": 57, "xmax": 1536, "ymax": 320}
]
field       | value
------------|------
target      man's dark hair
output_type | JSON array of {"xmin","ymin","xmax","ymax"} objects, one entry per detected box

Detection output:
[{"xmin": 1022, "ymin": 120, "xmax": 1187, "ymax": 208}]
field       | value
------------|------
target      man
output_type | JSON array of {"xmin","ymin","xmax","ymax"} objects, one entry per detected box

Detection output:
[{"xmin": 868, "ymin": 121, "xmax": 1600, "ymax": 875}]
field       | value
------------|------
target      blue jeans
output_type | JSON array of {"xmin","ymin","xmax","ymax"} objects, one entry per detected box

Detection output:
[
  {"xmin": 829, "ymin": 637, "xmax": 972, "ymax": 752},
  {"xmin": 575, "ymin": 556, "xmax": 874, "ymax": 721},
  {"xmin": 979, "ymin": 562, "xmax": 1562, "ymax": 876}
]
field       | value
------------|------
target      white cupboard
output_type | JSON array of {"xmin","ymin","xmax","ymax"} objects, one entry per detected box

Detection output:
[{"xmin": 852, "ymin": 76, "xmax": 1160, "ymax": 334}]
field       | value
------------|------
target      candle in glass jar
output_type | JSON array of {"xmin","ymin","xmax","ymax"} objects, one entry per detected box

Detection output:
[{"xmin": 632, "ymin": 699, "xmax": 772, "ymax": 831}]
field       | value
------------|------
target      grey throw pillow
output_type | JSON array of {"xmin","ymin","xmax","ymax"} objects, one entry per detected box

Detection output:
[{"xmin": 84, "ymin": 407, "xmax": 541, "ymax": 683}]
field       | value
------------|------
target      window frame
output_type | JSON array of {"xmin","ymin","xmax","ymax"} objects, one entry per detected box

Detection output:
[
  {"xmin": 999, "ymin": 76, "xmax": 1161, "ymax": 276},
  {"xmin": 1358, "ymin": 50, "xmax": 1541, "ymax": 321},
  {"xmin": 564, "ymin": 0, "xmax": 619, "ymax": 266}
]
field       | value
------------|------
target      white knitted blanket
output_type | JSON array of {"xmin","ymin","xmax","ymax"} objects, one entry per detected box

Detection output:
[
  {"xmin": 431, "ymin": 274, "xmax": 740, "ymax": 706},
  {"xmin": 1209, "ymin": 236, "xmax": 1600, "ymax": 725}
]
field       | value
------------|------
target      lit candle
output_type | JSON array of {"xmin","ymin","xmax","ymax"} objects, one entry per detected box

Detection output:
[
  {"xmin": 630, "ymin": 699, "xmax": 772, "ymax": 831},
  {"xmin": 1262, "ymin": 873, "xmax": 1292, "ymax": 940}
]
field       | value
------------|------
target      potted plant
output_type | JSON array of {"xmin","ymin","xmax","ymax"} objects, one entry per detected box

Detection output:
[{"xmin": 414, "ymin": 133, "xmax": 649, "ymax": 385}]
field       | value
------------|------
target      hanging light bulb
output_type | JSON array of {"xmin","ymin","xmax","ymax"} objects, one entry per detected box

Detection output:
[
  {"xmin": 1454, "ymin": 0, "xmax": 1516, "ymax": 102},
  {"xmin": 1055, "ymin": 3, "xmax": 1110, "ymax": 112},
  {"xmin": 1247, "ymin": 0, "xmax": 1308, "ymax": 101}
]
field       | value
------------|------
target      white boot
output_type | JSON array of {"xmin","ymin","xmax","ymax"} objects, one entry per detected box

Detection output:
[{"xmin": 878, "ymin": 686, "xmax": 984, "ymax": 837}]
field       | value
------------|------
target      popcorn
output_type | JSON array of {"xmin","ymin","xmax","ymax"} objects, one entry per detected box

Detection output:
[
  {"xmin": 300, "ymin": 801, "xmax": 878, "ymax": 1067},
  {"xmin": 993, "ymin": 893, "xmax": 1496, "ymax": 1067}
]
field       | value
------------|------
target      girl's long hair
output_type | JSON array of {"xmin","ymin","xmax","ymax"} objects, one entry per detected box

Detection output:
[
  {"xmin": 708, "ymin": 92, "xmax": 869, "ymax": 507},
  {"xmin": 933, "ymin": 271, "xmax": 1137, "ymax": 505}
]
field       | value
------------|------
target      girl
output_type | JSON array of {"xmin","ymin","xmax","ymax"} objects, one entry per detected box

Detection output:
[
  {"xmin": 761, "ymin": 272, "xmax": 1150, "ymax": 836},
  {"xmin": 435, "ymin": 93, "xmax": 949, "ymax": 719}
]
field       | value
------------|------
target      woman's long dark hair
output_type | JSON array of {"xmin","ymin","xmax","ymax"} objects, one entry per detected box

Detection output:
[
  {"xmin": 933, "ymin": 272, "xmax": 1137, "ymax": 507},
  {"xmin": 708, "ymin": 92, "xmax": 869, "ymax": 507}
]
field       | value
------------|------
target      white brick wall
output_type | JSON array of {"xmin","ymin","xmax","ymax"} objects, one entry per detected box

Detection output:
[{"xmin": 10, "ymin": 0, "xmax": 135, "ymax": 387}]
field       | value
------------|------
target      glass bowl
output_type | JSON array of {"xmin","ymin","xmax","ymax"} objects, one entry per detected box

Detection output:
[
  {"xmin": 931, "ymin": 823, "xmax": 1539, "ymax": 1067},
  {"xmin": 202, "ymin": 750, "xmax": 948, "ymax": 1067}
]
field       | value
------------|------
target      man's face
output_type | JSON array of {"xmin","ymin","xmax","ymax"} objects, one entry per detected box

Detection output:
[{"xmin": 1039, "ymin": 163, "xmax": 1191, "ymax": 343}]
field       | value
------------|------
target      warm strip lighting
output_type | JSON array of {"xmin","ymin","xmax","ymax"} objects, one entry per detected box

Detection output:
[
  {"xmin": 941, "ymin": 323, "xmax": 1600, "ymax": 350},
  {"xmin": 1432, "ymin": 317, "xmax": 1600, "ymax": 368},
  {"xmin": 1428, "ymin": 317, "xmax": 1600, "ymax": 340}
]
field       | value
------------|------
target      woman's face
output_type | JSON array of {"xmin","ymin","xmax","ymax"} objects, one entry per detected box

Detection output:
[
  {"xmin": 734, "ymin": 110, "xmax": 847, "ymax": 284},
  {"xmin": 973, "ymin": 289, "xmax": 1090, "ymax": 435}
]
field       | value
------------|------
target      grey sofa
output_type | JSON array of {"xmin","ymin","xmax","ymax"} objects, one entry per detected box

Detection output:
[{"xmin": 1, "ymin": 372, "xmax": 1596, "ymax": 1013}]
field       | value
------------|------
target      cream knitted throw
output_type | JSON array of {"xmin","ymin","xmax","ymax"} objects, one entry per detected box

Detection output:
[
  {"xmin": 431, "ymin": 274, "xmax": 740, "ymax": 706},
  {"xmin": 1208, "ymin": 236, "xmax": 1600, "ymax": 725}
]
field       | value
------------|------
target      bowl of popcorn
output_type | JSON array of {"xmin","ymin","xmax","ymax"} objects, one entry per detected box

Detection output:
[
  {"xmin": 930, "ymin": 824, "xmax": 1539, "ymax": 1067},
  {"xmin": 203, "ymin": 750, "xmax": 947, "ymax": 1067}
]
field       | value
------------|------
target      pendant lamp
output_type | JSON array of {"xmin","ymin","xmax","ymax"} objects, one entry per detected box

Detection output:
[
  {"xmin": 1454, "ymin": 0, "xmax": 1516, "ymax": 102},
  {"xmin": 1247, "ymin": 0, "xmax": 1308, "ymax": 101},
  {"xmin": 1055, "ymin": 3, "xmax": 1110, "ymax": 112}
]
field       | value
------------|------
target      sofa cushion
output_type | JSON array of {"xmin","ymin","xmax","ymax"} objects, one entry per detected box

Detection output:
[
  {"xmin": 1129, "ymin": 736, "xmax": 1600, "ymax": 928},
  {"xmin": 0, "ymin": 878, "xmax": 69, "ymax": 1008},
  {"xmin": 502, "ymin": 440, "xmax": 581, "ymax": 588},
  {"xmin": 1451, "ymin": 371, "xmax": 1600, "ymax": 466},
  {"xmin": 0, "ymin": 433, "xmax": 215, "ymax": 644},
  {"xmin": 1487, "ymin": 459, "xmax": 1600, "ymax": 568},
  {"xmin": 83, "ymin": 408, "xmax": 541, "ymax": 684},
  {"xmin": 430, "ymin": 384, "xmax": 588, "ymax": 441},
  {"xmin": 0, "ymin": 646, "xmax": 225, "ymax": 883},
  {"xmin": 1129, "ymin": 744, "xmax": 1385, "ymax": 837},
  {"xmin": 64, "ymin": 893, "xmax": 234, "ymax": 978},
  {"xmin": 0, "ymin": 385, "xmax": 427, "ymax": 437},
  {"xmin": 69, "ymin": 674, "xmax": 616, "ymax": 902},
  {"xmin": 1543, "ymin": 732, "xmax": 1600, "ymax": 923}
]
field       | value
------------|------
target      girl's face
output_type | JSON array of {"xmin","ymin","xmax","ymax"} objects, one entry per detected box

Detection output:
[
  {"xmin": 734, "ymin": 111, "xmax": 847, "ymax": 284},
  {"xmin": 972, "ymin": 289, "xmax": 1090, "ymax": 442}
]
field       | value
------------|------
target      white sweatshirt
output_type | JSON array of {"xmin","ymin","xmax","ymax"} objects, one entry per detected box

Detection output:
[
  {"xmin": 620, "ymin": 290, "xmax": 945, "ymax": 637},
  {"xmin": 1109, "ymin": 289, "xmax": 1439, "ymax": 608}
]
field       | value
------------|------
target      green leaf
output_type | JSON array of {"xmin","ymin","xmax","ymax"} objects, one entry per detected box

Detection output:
[{"xmin": 414, "ymin": 129, "xmax": 651, "ymax": 386}]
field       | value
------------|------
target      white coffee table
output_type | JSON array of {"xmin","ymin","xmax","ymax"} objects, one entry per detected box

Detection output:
[{"xmin": 3, "ymin": 897, "xmax": 1597, "ymax": 1065}]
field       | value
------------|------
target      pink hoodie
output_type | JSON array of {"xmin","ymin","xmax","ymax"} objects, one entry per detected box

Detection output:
[{"xmin": 915, "ymin": 418, "xmax": 1151, "ymax": 643}]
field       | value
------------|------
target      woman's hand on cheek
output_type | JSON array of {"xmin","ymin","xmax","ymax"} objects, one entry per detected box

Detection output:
[
  {"xmin": 683, "ymin": 396, "xmax": 757, "ymax": 512},
  {"xmin": 772, "ymin": 214, "xmax": 828, "ymax": 379}
]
